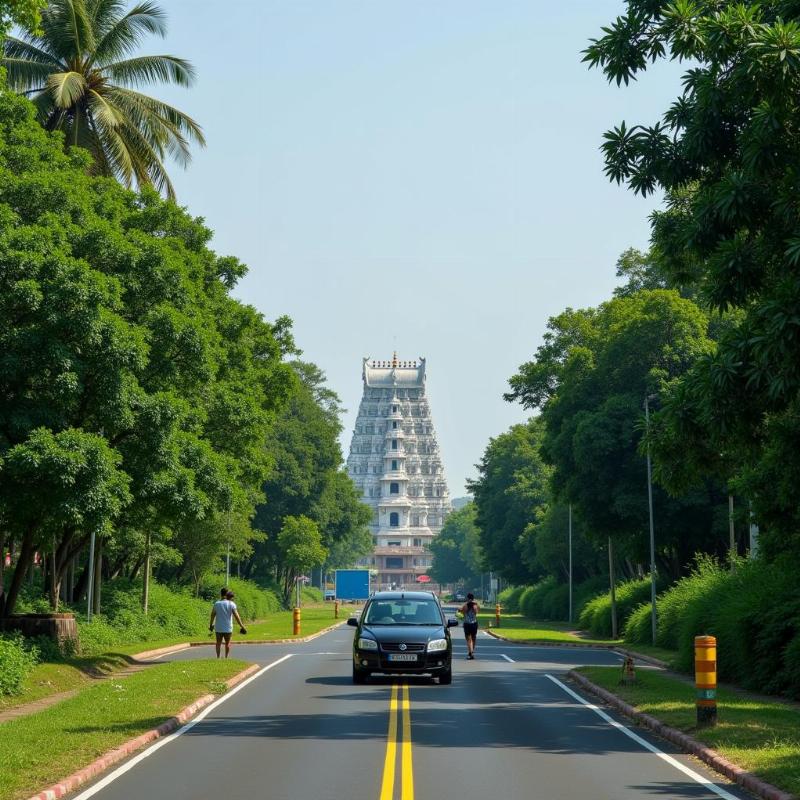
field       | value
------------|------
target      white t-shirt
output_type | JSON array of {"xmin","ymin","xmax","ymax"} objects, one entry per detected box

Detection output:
[{"xmin": 213, "ymin": 599, "xmax": 237, "ymax": 633}]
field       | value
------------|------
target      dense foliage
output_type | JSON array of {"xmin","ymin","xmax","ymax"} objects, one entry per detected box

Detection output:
[
  {"xmin": 467, "ymin": 419, "xmax": 551, "ymax": 584},
  {"xmin": 0, "ymin": 89, "xmax": 369, "ymax": 617},
  {"xmin": 429, "ymin": 503, "xmax": 482, "ymax": 588},
  {"xmin": 0, "ymin": 633, "xmax": 39, "ymax": 695},
  {"xmin": 625, "ymin": 557, "xmax": 800, "ymax": 698},
  {"xmin": 585, "ymin": 0, "xmax": 800, "ymax": 559},
  {"xmin": 3, "ymin": 0, "xmax": 204, "ymax": 197},
  {"xmin": 507, "ymin": 290, "xmax": 729, "ymax": 576}
]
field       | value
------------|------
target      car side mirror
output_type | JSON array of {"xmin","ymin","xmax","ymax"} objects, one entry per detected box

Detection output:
[
  {"xmin": 447, "ymin": 618, "xmax": 459, "ymax": 628},
  {"xmin": 346, "ymin": 617, "xmax": 359, "ymax": 627}
]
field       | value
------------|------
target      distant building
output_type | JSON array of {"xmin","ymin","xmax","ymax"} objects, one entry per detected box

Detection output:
[{"xmin": 346, "ymin": 354, "xmax": 451, "ymax": 590}]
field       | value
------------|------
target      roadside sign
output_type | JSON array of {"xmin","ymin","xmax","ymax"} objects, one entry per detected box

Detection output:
[{"xmin": 334, "ymin": 569, "xmax": 370, "ymax": 601}]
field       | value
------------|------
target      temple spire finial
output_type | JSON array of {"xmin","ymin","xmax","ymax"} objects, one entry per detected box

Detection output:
[{"xmin": 392, "ymin": 351, "xmax": 398, "ymax": 368}]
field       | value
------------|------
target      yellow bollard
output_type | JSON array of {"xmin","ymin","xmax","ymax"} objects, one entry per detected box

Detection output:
[
  {"xmin": 495, "ymin": 603, "xmax": 501, "ymax": 628},
  {"xmin": 334, "ymin": 600, "xmax": 340, "ymax": 619},
  {"xmin": 695, "ymin": 635, "xmax": 717, "ymax": 727},
  {"xmin": 293, "ymin": 607, "xmax": 301, "ymax": 636}
]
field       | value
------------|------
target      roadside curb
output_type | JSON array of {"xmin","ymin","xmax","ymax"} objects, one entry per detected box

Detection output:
[
  {"xmin": 187, "ymin": 620, "xmax": 345, "ymax": 647},
  {"xmin": 25, "ymin": 663, "xmax": 261, "ymax": 800},
  {"xmin": 484, "ymin": 630, "xmax": 670, "ymax": 668},
  {"xmin": 132, "ymin": 620, "xmax": 345, "ymax": 660},
  {"xmin": 132, "ymin": 642, "xmax": 192, "ymax": 661},
  {"xmin": 566, "ymin": 669, "xmax": 794, "ymax": 800}
]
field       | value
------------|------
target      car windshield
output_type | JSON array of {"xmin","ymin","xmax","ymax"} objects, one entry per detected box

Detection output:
[{"xmin": 364, "ymin": 599, "xmax": 442, "ymax": 626}]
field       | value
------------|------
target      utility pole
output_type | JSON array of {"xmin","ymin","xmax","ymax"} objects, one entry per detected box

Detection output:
[
  {"xmin": 568, "ymin": 504, "xmax": 573, "ymax": 624},
  {"xmin": 645, "ymin": 393, "xmax": 657, "ymax": 646},
  {"xmin": 86, "ymin": 530, "xmax": 96, "ymax": 623},
  {"xmin": 608, "ymin": 537, "xmax": 618, "ymax": 639}
]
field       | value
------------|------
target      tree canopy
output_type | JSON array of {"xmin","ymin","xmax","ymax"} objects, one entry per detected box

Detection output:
[
  {"xmin": 585, "ymin": 0, "xmax": 800, "ymax": 557},
  {"xmin": 0, "ymin": 88, "xmax": 303, "ymax": 614},
  {"xmin": 467, "ymin": 418, "xmax": 551, "ymax": 585},
  {"xmin": 507, "ymin": 290, "xmax": 729, "ymax": 576},
  {"xmin": 429, "ymin": 503, "xmax": 482, "ymax": 588},
  {"xmin": 3, "ymin": 0, "xmax": 204, "ymax": 197}
]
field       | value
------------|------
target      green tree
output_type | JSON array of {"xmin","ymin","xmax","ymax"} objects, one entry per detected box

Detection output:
[
  {"xmin": 276, "ymin": 515, "xmax": 327, "ymax": 607},
  {"xmin": 519, "ymin": 504, "xmax": 602, "ymax": 584},
  {"xmin": 3, "ymin": 0, "xmax": 204, "ymax": 197},
  {"xmin": 251, "ymin": 363, "xmax": 370, "ymax": 587},
  {"xmin": 585, "ymin": 1, "xmax": 800, "ymax": 557},
  {"xmin": 429, "ymin": 503, "xmax": 482, "ymax": 587},
  {"xmin": 0, "ymin": 0, "xmax": 45, "ymax": 33},
  {"xmin": 507, "ymin": 290, "xmax": 727, "ymax": 577},
  {"xmin": 0, "ymin": 89, "xmax": 294, "ymax": 614},
  {"xmin": 467, "ymin": 419, "xmax": 551, "ymax": 585},
  {"xmin": 0, "ymin": 428, "xmax": 130, "ymax": 613}
]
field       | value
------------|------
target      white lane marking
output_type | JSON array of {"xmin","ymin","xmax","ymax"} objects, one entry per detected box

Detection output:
[
  {"xmin": 545, "ymin": 675, "xmax": 740, "ymax": 800},
  {"xmin": 500, "ymin": 654, "xmax": 515, "ymax": 663},
  {"xmin": 71, "ymin": 654, "xmax": 294, "ymax": 799}
]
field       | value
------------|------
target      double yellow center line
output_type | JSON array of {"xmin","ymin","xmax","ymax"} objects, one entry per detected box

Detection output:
[{"xmin": 380, "ymin": 683, "xmax": 414, "ymax": 800}]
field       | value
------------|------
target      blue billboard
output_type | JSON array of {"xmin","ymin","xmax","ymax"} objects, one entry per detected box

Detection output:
[{"xmin": 335, "ymin": 569, "xmax": 370, "ymax": 601}]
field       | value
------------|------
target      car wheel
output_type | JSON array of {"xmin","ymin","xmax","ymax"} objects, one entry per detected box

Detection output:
[
  {"xmin": 439, "ymin": 668, "xmax": 452, "ymax": 685},
  {"xmin": 353, "ymin": 665, "xmax": 368, "ymax": 684}
]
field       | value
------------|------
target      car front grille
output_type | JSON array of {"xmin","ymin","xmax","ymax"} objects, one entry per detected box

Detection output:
[{"xmin": 381, "ymin": 642, "xmax": 426, "ymax": 653}]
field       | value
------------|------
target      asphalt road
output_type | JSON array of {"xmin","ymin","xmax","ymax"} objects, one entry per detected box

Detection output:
[{"xmin": 67, "ymin": 621, "xmax": 754, "ymax": 800}]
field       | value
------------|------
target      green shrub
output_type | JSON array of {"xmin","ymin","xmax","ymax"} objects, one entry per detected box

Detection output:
[
  {"xmin": 518, "ymin": 577, "xmax": 569, "ymax": 620},
  {"xmin": 301, "ymin": 586, "xmax": 322, "ymax": 604},
  {"xmin": 574, "ymin": 576, "xmax": 610, "ymax": 619},
  {"xmin": 578, "ymin": 576, "xmax": 655, "ymax": 638},
  {"xmin": 198, "ymin": 575, "xmax": 282, "ymax": 617},
  {"xmin": 624, "ymin": 556, "xmax": 800, "ymax": 698},
  {"xmin": 498, "ymin": 585, "xmax": 524, "ymax": 613},
  {"xmin": 0, "ymin": 634, "xmax": 40, "ymax": 696}
]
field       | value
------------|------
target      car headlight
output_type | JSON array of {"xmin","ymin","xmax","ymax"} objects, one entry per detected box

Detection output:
[
  {"xmin": 427, "ymin": 638, "xmax": 448, "ymax": 652},
  {"xmin": 358, "ymin": 637, "xmax": 378, "ymax": 650}
]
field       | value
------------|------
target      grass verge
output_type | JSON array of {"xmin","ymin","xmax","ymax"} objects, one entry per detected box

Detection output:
[
  {"xmin": 0, "ymin": 658, "xmax": 248, "ymax": 800},
  {"xmin": 577, "ymin": 666, "xmax": 800, "ymax": 796},
  {"xmin": 479, "ymin": 613, "xmax": 619, "ymax": 645},
  {"xmin": 1, "ymin": 607, "xmax": 342, "ymax": 715}
]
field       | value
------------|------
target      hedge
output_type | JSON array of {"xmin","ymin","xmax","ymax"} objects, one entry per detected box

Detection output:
[
  {"xmin": 578, "ymin": 576, "xmax": 655, "ymax": 639},
  {"xmin": 624, "ymin": 556, "xmax": 800, "ymax": 698}
]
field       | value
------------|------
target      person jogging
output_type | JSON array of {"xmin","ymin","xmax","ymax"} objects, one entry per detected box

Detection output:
[
  {"xmin": 209, "ymin": 588, "xmax": 247, "ymax": 659},
  {"xmin": 459, "ymin": 593, "xmax": 480, "ymax": 659}
]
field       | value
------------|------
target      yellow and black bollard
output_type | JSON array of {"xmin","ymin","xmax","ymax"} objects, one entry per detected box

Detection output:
[
  {"xmin": 293, "ymin": 606, "xmax": 301, "ymax": 636},
  {"xmin": 334, "ymin": 600, "xmax": 340, "ymax": 619},
  {"xmin": 695, "ymin": 635, "xmax": 717, "ymax": 727},
  {"xmin": 495, "ymin": 603, "xmax": 501, "ymax": 628}
]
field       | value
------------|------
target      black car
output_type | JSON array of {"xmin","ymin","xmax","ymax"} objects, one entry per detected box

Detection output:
[{"xmin": 347, "ymin": 591, "xmax": 458, "ymax": 685}]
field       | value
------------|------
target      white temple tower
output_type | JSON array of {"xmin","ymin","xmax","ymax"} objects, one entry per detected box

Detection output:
[{"xmin": 346, "ymin": 354, "xmax": 451, "ymax": 590}]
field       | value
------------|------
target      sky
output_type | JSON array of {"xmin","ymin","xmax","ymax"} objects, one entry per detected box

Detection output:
[{"xmin": 155, "ymin": 1, "xmax": 687, "ymax": 496}]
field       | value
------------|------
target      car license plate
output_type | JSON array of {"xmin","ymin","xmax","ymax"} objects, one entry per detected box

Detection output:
[{"xmin": 387, "ymin": 653, "xmax": 417, "ymax": 662}]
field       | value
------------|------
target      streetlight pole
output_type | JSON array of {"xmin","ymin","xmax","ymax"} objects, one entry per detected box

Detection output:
[
  {"xmin": 568, "ymin": 504, "xmax": 573, "ymax": 624},
  {"xmin": 645, "ymin": 393, "xmax": 657, "ymax": 646},
  {"xmin": 86, "ymin": 529, "xmax": 96, "ymax": 623}
]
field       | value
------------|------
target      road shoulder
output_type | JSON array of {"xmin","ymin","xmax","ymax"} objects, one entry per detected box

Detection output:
[{"xmin": 568, "ymin": 668, "xmax": 794, "ymax": 800}]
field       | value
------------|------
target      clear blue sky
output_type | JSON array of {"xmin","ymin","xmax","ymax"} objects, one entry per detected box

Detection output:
[{"xmin": 156, "ymin": 1, "xmax": 685, "ymax": 496}]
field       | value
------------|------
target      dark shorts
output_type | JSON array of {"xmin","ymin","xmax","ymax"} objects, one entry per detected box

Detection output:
[
  {"xmin": 215, "ymin": 631, "xmax": 232, "ymax": 642},
  {"xmin": 463, "ymin": 622, "xmax": 478, "ymax": 638}
]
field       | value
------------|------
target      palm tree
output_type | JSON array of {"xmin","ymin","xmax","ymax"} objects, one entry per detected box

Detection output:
[{"xmin": 3, "ymin": 0, "xmax": 205, "ymax": 198}]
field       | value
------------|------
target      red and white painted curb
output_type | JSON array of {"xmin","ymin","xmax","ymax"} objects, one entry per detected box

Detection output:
[
  {"xmin": 567, "ymin": 670, "xmax": 794, "ymax": 800},
  {"xmin": 25, "ymin": 663, "xmax": 261, "ymax": 800}
]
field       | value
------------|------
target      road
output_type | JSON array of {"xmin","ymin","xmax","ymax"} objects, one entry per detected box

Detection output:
[{"xmin": 68, "ymin": 620, "xmax": 754, "ymax": 800}]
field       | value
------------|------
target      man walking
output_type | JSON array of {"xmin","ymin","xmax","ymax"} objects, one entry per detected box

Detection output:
[
  {"xmin": 210, "ymin": 588, "xmax": 247, "ymax": 658},
  {"xmin": 460, "ymin": 592, "xmax": 480, "ymax": 659}
]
